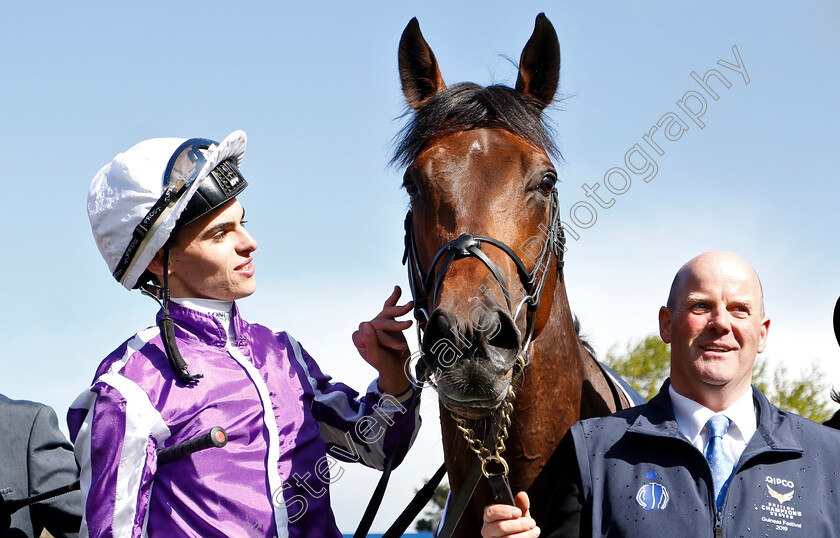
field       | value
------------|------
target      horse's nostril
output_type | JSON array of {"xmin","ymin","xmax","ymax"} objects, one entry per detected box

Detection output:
[
  {"xmin": 421, "ymin": 308, "xmax": 521, "ymax": 371},
  {"xmin": 487, "ymin": 312, "xmax": 519, "ymax": 350},
  {"xmin": 422, "ymin": 310, "xmax": 461, "ymax": 370},
  {"xmin": 423, "ymin": 310, "xmax": 453, "ymax": 345}
]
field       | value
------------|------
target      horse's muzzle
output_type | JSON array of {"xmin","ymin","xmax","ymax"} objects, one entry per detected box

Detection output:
[{"xmin": 420, "ymin": 307, "xmax": 520, "ymax": 405}]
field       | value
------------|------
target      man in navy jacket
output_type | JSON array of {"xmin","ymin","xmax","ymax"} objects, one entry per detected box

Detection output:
[{"xmin": 482, "ymin": 251, "xmax": 840, "ymax": 537}]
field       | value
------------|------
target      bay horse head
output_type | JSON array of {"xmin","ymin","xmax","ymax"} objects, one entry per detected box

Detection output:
[
  {"xmin": 394, "ymin": 15, "xmax": 637, "ymax": 536},
  {"xmin": 397, "ymin": 14, "xmax": 563, "ymax": 418}
]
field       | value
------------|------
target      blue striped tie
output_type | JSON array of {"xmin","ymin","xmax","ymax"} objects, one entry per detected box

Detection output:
[{"xmin": 705, "ymin": 415, "xmax": 734, "ymax": 511}]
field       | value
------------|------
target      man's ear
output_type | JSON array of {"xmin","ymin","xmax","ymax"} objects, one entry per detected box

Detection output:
[
  {"xmin": 757, "ymin": 317, "xmax": 771, "ymax": 354},
  {"xmin": 146, "ymin": 249, "xmax": 166, "ymax": 279},
  {"xmin": 659, "ymin": 306, "xmax": 673, "ymax": 344}
]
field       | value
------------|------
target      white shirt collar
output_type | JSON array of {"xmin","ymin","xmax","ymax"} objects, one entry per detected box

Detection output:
[
  {"xmin": 171, "ymin": 297, "xmax": 233, "ymax": 318},
  {"xmin": 170, "ymin": 297, "xmax": 236, "ymax": 342},
  {"xmin": 669, "ymin": 384, "xmax": 758, "ymax": 459}
]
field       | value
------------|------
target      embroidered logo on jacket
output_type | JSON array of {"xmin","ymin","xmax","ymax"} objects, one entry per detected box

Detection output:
[
  {"xmin": 758, "ymin": 475, "xmax": 803, "ymax": 531},
  {"xmin": 766, "ymin": 484, "xmax": 794, "ymax": 504},
  {"xmin": 636, "ymin": 471, "xmax": 669, "ymax": 511}
]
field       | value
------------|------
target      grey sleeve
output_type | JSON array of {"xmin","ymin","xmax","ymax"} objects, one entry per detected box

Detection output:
[{"xmin": 26, "ymin": 405, "xmax": 82, "ymax": 538}]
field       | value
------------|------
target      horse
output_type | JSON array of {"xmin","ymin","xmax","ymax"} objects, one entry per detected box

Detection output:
[{"xmin": 395, "ymin": 14, "xmax": 640, "ymax": 536}]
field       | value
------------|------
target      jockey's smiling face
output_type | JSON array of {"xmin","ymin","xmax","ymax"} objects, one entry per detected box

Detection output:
[{"xmin": 151, "ymin": 199, "xmax": 258, "ymax": 301}]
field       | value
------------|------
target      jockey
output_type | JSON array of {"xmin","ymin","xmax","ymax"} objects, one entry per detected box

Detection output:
[{"xmin": 70, "ymin": 130, "xmax": 420, "ymax": 537}]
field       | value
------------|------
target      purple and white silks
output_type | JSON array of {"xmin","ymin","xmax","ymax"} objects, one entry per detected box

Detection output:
[{"xmin": 68, "ymin": 302, "xmax": 420, "ymax": 537}]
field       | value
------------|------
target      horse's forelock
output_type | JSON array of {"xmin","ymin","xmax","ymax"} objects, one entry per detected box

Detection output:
[{"xmin": 391, "ymin": 82, "xmax": 559, "ymax": 167}]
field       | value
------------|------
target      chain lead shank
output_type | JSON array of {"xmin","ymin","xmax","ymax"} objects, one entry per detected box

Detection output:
[{"xmin": 450, "ymin": 354, "xmax": 526, "ymax": 478}]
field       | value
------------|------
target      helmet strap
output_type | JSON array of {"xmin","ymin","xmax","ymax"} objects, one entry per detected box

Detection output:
[{"xmin": 141, "ymin": 247, "xmax": 203, "ymax": 384}]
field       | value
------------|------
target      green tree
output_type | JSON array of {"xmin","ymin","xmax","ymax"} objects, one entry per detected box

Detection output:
[
  {"xmin": 415, "ymin": 481, "xmax": 449, "ymax": 532},
  {"xmin": 605, "ymin": 335, "xmax": 670, "ymax": 401},
  {"xmin": 605, "ymin": 334, "xmax": 838, "ymax": 423},
  {"xmin": 752, "ymin": 359, "xmax": 836, "ymax": 423}
]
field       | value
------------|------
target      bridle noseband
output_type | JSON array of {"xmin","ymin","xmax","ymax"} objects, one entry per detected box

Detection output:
[
  {"xmin": 401, "ymin": 186, "xmax": 566, "ymax": 502},
  {"xmin": 403, "ymin": 188, "xmax": 565, "ymax": 357}
]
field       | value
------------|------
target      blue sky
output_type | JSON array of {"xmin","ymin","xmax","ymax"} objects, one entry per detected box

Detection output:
[{"xmin": 1, "ymin": 1, "xmax": 839, "ymax": 532}]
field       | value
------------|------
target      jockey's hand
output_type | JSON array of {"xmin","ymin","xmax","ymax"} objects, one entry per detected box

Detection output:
[
  {"xmin": 352, "ymin": 286, "xmax": 414, "ymax": 395},
  {"xmin": 482, "ymin": 492, "xmax": 540, "ymax": 538}
]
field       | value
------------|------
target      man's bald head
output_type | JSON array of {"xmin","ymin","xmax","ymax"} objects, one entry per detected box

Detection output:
[
  {"xmin": 659, "ymin": 250, "xmax": 771, "ymax": 411},
  {"xmin": 666, "ymin": 251, "xmax": 765, "ymax": 317}
]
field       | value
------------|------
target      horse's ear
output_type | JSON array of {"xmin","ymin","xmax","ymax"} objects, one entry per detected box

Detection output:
[
  {"xmin": 515, "ymin": 13, "xmax": 560, "ymax": 109},
  {"xmin": 399, "ymin": 18, "xmax": 446, "ymax": 110}
]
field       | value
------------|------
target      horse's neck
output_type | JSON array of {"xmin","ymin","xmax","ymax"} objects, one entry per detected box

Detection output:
[
  {"xmin": 529, "ymin": 277, "xmax": 622, "ymax": 420},
  {"xmin": 500, "ymin": 278, "xmax": 599, "ymax": 483}
]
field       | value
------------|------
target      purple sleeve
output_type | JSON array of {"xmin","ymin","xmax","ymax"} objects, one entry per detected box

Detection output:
[
  {"xmin": 289, "ymin": 338, "xmax": 421, "ymax": 470},
  {"xmin": 69, "ymin": 381, "xmax": 163, "ymax": 537}
]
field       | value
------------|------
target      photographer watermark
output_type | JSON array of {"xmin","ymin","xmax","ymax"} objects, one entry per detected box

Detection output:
[
  {"xmin": 562, "ymin": 45, "xmax": 750, "ymax": 240},
  {"xmin": 245, "ymin": 392, "xmax": 412, "ymax": 530},
  {"xmin": 399, "ymin": 45, "xmax": 751, "ymax": 388}
]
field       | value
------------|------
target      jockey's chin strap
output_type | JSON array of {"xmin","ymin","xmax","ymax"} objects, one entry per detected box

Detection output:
[{"xmin": 140, "ymin": 247, "xmax": 203, "ymax": 384}]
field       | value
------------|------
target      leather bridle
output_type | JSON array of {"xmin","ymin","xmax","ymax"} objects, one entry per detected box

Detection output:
[
  {"xmin": 369, "ymin": 191, "xmax": 631, "ymax": 538},
  {"xmin": 402, "ymin": 188, "xmax": 566, "ymax": 369},
  {"xmin": 391, "ymin": 188, "xmax": 566, "ymax": 536}
]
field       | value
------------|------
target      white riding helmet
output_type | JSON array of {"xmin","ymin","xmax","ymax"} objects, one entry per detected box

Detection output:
[{"xmin": 88, "ymin": 130, "xmax": 248, "ymax": 290}]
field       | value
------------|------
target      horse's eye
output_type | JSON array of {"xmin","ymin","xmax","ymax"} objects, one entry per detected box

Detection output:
[
  {"xmin": 404, "ymin": 178, "xmax": 419, "ymax": 198},
  {"xmin": 537, "ymin": 172, "xmax": 557, "ymax": 194}
]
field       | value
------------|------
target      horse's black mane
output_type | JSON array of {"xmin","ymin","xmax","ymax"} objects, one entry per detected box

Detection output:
[
  {"xmin": 392, "ymin": 82, "xmax": 559, "ymax": 167},
  {"xmin": 573, "ymin": 314, "xmax": 597, "ymax": 359}
]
